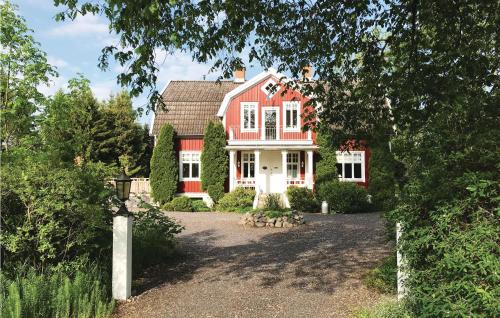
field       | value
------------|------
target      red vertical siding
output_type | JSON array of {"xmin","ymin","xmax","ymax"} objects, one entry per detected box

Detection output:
[
  {"xmin": 224, "ymin": 75, "xmax": 316, "ymax": 143},
  {"xmin": 175, "ymin": 137, "xmax": 204, "ymax": 193}
]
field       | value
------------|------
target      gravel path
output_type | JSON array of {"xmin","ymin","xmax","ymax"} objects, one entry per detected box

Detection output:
[{"xmin": 112, "ymin": 212, "xmax": 392, "ymax": 318}]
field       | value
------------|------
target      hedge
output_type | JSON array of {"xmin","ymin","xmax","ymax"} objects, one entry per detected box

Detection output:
[
  {"xmin": 201, "ymin": 121, "xmax": 228, "ymax": 203},
  {"xmin": 150, "ymin": 124, "xmax": 178, "ymax": 204}
]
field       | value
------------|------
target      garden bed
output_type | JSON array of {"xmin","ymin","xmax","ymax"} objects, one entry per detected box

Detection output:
[{"xmin": 238, "ymin": 210, "xmax": 305, "ymax": 228}]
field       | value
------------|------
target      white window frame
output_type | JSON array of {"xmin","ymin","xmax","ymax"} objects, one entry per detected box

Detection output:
[
  {"xmin": 336, "ymin": 151, "xmax": 365, "ymax": 182},
  {"xmin": 283, "ymin": 101, "xmax": 301, "ymax": 132},
  {"xmin": 286, "ymin": 151, "xmax": 300, "ymax": 180},
  {"xmin": 179, "ymin": 151, "xmax": 201, "ymax": 181},
  {"xmin": 241, "ymin": 152, "xmax": 255, "ymax": 179},
  {"xmin": 240, "ymin": 102, "xmax": 258, "ymax": 133},
  {"xmin": 260, "ymin": 78, "xmax": 280, "ymax": 98},
  {"xmin": 261, "ymin": 106, "xmax": 280, "ymax": 140}
]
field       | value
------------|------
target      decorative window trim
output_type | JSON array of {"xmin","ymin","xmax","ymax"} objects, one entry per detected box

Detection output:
[
  {"xmin": 286, "ymin": 151, "xmax": 300, "ymax": 180},
  {"xmin": 260, "ymin": 78, "xmax": 280, "ymax": 98},
  {"xmin": 241, "ymin": 151, "xmax": 255, "ymax": 179},
  {"xmin": 283, "ymin": 101, "xmax": 301, "ymax": 132},
  {"xmin": 179, "ymin": 151, "xmax": 201, "ymax": 181},
  {"xmin": 240, "ymin": 102, "xmax": 258, "ymax": 133},
  {"xmin": 336, "ymin": 151, "xmax": 365, "ymax": 182},
  {"xmin": 261, "ymin": 106, "xmax": 280, "ymax": 141}
]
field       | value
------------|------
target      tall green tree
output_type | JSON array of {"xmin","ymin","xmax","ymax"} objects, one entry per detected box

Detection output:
[
  {"xmin": 201, "ymin": 121, "xmax": 227, "ymax": 202},
  {"xmin": 150, "ymin": 124, "xmax": 177, "ymax": 204},
  {"xmin": 315, "ymin": 129, "xmax": 338, "ymax": 188},
  {"xmin": 0, "ymin": 1, "xmax": 56, "ymax": 149}
]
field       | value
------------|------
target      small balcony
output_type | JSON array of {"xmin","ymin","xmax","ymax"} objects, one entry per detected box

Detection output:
[{"xmin": 228, "ymin": 126, "xmax": 313, "ymax": 145}]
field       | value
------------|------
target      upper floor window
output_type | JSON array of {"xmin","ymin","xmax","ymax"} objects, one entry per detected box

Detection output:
[
  {"xmin": 287, "ymin": 152, "xmax": 300, "ymax": 179},
  {"xmin": 283, "ymin": 101, "xmax": 300, "ymax": 131},
  {"xmin": 242, "ymin": 152, "xmax": 255, "ymax": 179},
  {"xmin": 261, "ymin": 78, "xmax": 280, "ymax": 98},
  {"xmin": 336, "ymin": 151, "xmax": 365, "ymax": 181},
  {"xmin": 180, "ymin": 152, "xmax": 200, "ymax": 180},
  {"xmin": 241, "ymin": 102, "xmax": 258, "ymax": 132}
]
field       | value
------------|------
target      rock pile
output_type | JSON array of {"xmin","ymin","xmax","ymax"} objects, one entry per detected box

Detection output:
[{"xmin": 239, "ymin": 211, "xmax": 305, "ymax": 228}]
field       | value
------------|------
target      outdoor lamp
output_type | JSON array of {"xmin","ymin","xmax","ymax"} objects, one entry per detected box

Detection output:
[{"xmin": 115, "ymin": 169, "xmax": 132, "ymax": 202}]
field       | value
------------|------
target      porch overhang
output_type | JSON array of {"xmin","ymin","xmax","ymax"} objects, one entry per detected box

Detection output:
[{"xmin": 226, "ymin": 144, "xmax": 318, "ymax": 151}]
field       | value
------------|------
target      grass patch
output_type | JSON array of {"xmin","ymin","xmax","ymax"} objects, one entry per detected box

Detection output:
[
  {"xmin": 354, "ymin": 300, "xmax": 411, "ymax": 318},
  {"xmin": 363, "ymin": 254, "xmax": 397, "ymax": 294}
]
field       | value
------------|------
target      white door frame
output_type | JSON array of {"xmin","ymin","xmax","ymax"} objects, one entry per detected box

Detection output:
[{"xmin": 261, "ymin": 106, "xmax": 280, "ymax": 140}]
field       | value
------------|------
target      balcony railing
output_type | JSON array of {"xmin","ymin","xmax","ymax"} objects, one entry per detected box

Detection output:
[{"xmin": 228, "ymin": 125, "xmax": 312, "ymax": 141}]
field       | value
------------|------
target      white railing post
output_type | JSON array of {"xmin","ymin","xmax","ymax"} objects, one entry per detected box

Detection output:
[
  {"xmin": 112, "ymin": 215, "xmax": 132, "ymax": 300},
  {"xmin": 229, "ymin": 127, "xmax": 234, "ymax": 140},
  {"xmin": 229, "ymin": 150, "xmax": 236, "ymax": 191},
  {"xmin": 397, "ymin": 222, "xmax": 407, "ymax": 300},
  {"xmin": 307, "ymin": 150, "xmax": 314, "ymax": 189},
  {"xmin": 281, "ymin": 150, "xmax": 288, "ymax": 192},
  {"xmin": 254, "ymin": 150, "xmax": 260, "ymax": 193}
]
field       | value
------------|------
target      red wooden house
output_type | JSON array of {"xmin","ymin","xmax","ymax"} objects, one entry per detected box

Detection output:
[{"xmin": 151, "ymin": 68, "xmax": 369, "ymax": 206}]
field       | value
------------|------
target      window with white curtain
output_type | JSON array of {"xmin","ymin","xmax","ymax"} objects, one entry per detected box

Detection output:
[
  {"xmin": 242, "ymin": 152, "xmax": 255, "ymax": 178},
  {"xmin": 180, "ymin": 152, "xmax": 200, "ymax": 180},
  {"xmin": 336, "ymin": 151, "xmax": 365, "ymax": 181},
  {"xmin": 287, "ymin": 152, "xmax": 300, "ymax": 179}
]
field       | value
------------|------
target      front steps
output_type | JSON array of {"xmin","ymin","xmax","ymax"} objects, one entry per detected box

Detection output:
[{"xmin": 253, "ymin": 193, "xmax": 290, "ymax": 209}]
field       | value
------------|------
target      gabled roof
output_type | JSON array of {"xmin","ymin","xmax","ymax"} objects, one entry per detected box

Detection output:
[
  {"xmin": 216, "ymin": 68, "xmax": 287, "ymax": 117},
  {"xmin": 152, "ymin": 80, "xmax": 241, "ymax": 136}
]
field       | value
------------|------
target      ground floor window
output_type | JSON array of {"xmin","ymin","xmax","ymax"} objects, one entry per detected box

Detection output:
[
  {"xmin": 180, "ymin": 152, "xmax": 200, "ymax": 180},
  {"xmin": 287, "ymin": 152, "xmax": 299, "ymax": 179},
  {"xmin": 336, "ymin": 151, "xmax": 364, "ymax": 181},
  {"xmin": 242, "ymin": 152, "xmax": 255, "ymax": 178}
]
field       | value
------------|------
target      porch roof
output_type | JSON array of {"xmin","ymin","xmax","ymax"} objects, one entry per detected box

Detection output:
[{"xmin": 225, "ymin": 145, "xmax": 318, "ymax": 151}]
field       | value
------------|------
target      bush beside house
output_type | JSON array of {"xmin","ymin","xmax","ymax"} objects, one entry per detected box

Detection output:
[
  {"xmin": 150, "ymin": 124, "xmax": 178, "ymax": 204},
  {"xmin": 217, "ymin": 187, "xmax": 255, "ymax": 212},
  {"xmin": 287, "ymin": 187, "xmax": 319, "ymax": 212},
  {"xmin": 317, "ymin": 180, "xmax": 371, "ymax": 213},
  {"xmin": 201, "ymin": 121, "xmax": 228, "ymax": 203}
]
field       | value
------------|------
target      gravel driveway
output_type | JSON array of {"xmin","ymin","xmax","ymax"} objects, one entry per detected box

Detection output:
[{"xmin": 112, "ymin": 212, "xmax": 392, "ymax": 318}]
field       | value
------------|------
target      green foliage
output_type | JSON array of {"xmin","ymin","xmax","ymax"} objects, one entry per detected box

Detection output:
[
  {"xmin": 217, "ymin": 187, "xmax": 255, "ymax": 212},
  {"xmin": 133, "ymin": 201, "xmax": 184, "ymax": 275},
  {"xmin": 201, "ymin": 121, "xmax": 228, "ymax": 201},
  {"xmin": 0, "ymin": 151, "xmax": 114, "ymax": 271},
  {"xmin": 207, "ymin": 183, "xmax": 224, "ymax": 204},
  {"xmin": 150, "ymin": 124, "xmax": 178, "ymax": 204},
  {"xmin": 162, "ymin": 196, "xmax": 193, "ymax": 212},
  {"xmin": 354, "ymin": 300, "xmax": 411, "ymax": 318},
  {"xmin": 263, "ymin": 193, "xmax": 283, "ymax": 211},
  {"xmin": 363, "ymin": 254, "xmax": 397, "ymax": 294},
  {"xmin": 0, "ymin": 1, "xmax": 56, "ymax": 150},
  {"xmin": 317, "ymin": 180, "xmax": 371, "ymax": 214},
  {"xmin": 368, "ymin": 146, "xmax": 401, "ymax": 212},
  {"xmin": 286, "ymin": 186, "xmax": 319, "ymax": 212},
  {"xmin": 255, "ymin": 209, "xmax": 292, "ymax": 219},
  {"xmin": 0, "ymin": 266, "xmax": 114, "ymax": 318},
  {"xmin": 315, "ymin": 129, "xmax": 338, "ymax": 190},
  {"xmin": 191, "ymin": 199, "xmax": 210, "ymax": 212}
]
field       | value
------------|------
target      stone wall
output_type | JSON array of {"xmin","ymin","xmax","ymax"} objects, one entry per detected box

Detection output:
[{"xmin": 239, "ymin": 211, "xmax": 305, "ymax": 228}]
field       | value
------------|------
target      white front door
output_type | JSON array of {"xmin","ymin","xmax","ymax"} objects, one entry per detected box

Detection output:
[{"xmin": 261, "ymin": 151, "xmax": 283, "ymax": 193}]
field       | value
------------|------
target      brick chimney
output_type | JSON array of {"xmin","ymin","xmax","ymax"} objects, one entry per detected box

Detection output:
[
  {"xmin": 302, "ymin": 65, "xmax": 313, "ymax": 81},
  {"xmin": 234, "ymin": 67, "xmax": 246, "ymax": 83}
]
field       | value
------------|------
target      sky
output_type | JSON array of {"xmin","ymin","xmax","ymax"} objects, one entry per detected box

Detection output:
[{"xmin": 13, "ymin": 0, "xmax": 264, "ymax": 125}]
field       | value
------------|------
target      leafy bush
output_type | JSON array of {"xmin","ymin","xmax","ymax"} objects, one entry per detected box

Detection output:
[
  {"xmin": 317, "ymin": 180, "xmax": 372, "ymax": 213},
  {"xmin": 0, "ymin": 154, "xmax": 114, "ymax": 271},
  {"xmin": 315, "ymin": 129, "xmax": 338, "ymax": 189},
  {"xmin": 133, "ymin": 201, "xmax": 184, "ymax": 274},
  {"xmin": 363, "ymin": 254, "xmax": 397, "ymax": 294},
  {"xmin": 0, "ymin": 267, "xmax": 114, "ymax": 318},
  {"xmin": 354, "ymin": 300, "xmax": 411, "ymax": 318},
  {"xmin": 150, "ymin": 124, "xmax": 178, "ymax": 204},
  {"xmin": 207, "ymin": 183, "xmax": 225, "ymax": 204},
  {"xmin": 368, "ymin": 147, "xmax": 402, "ymax": 212},
  {"xmin": 217, "ymin": 187, "xmax": 256, "ymax": 212},
  {"xmin": 201, "ymin": 121, "xmax": 228, "ymax": 195},
  {"xmin": 162, "ymin": 196, "xmax": 193, "ymax": 212},
  {"xmin": 255, "ymin": 209, "xmax": 293, "ymax": 219},
  {"xmin": 191, "ymin": 199, "xmax": 211, "ymax": 212},
  {"xmin": 286, "ymin": 186, "xmax": 319, "ymax": 212},
  {"xmin": 264, "ymin": 193, "xmax": 283, "ymax": 210}
]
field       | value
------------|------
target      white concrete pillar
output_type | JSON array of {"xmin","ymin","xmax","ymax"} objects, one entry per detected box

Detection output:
[
  {"xmin": 307, "ymin": 150, "xmax": 314, "ymax": 189},
  {"xmin": 281, "ymin": 150, "xmax": 288, "ymax": 192},
  {"xmin": 112, "ymin": 215, "xmax": 132, "ymax": 300},
  {"xmin": 229, "ymin": 150, "xmax": 236, "ymax": 191},
  {"xmin": 254, "ymin": 150, "xmax": 261, "ymax": 193},
  {"xmin": 397, "ymin": 222, "xmax": 407, "ymax": 300}
]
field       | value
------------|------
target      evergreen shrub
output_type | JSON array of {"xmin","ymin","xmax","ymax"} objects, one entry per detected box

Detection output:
[
  {"xmin": 201, "ymin": 121, "xmax": 228, "ymax": 199},
  {"xmin": 150, "ymin": 124, "xmax": 178, "ymax": 204},
  {"xmin": 368, "ymin": 147, "xmax": 401, "ymax": 212},
  {"xmin": 162, "ymin": 196, "xmax": 193, "ymax": 212},
  {"xmin": 191, "ymin": 199, "xmax": 211, "ymax": 212},
  {"xmin": 286, "ymin": 186, "xmax": 319, "ymax": 212},
  {"xmin": 217, "ymin": 187, "xmax": 255, "ymax": 212},
  {"xmin": 207, "ymin": 183, "xmax": 225, "ymax": 204},
  {"xmin": 264, "ymin": 193, "xmax": 283, "ymax": 210},
  {"xmin": 317, "ymin": 180, "xmax": 372, "ymax": 213}
]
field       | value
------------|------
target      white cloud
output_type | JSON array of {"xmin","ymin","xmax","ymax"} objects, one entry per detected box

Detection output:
[
  {"xmin": 90, "ymin": 79, "xmax": 116, "ymax": 101},
  {"xmin": 47, "ymin": 56, "xmax": 80, "ymax": 72},
  {"xmin": 48, "ymin": 14, "xmax": 109, "ymax": 37},
  {"xmin": 38, "ymin": 74, "xmax": 67, "ymax": 97}
]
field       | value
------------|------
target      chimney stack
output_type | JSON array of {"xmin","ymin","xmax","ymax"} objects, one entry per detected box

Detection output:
[
  {"xmin": 234, "ymin": 67, "xmax": 246, "ymax": 83},
  {"xmin": 302, "ymin": 65, "xmax": 313, "ymax": 81}
]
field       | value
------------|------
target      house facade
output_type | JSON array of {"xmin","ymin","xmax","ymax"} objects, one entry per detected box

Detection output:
[{"xmin": 151, "ymin": 68, "xmax": 370, "ymax": 206}]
